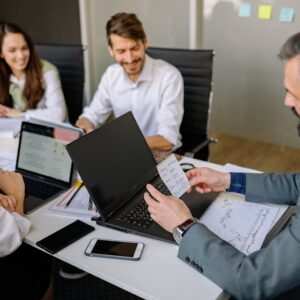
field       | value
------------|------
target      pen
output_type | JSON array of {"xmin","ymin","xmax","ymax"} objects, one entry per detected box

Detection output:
[
  {"xmin": 65, "ymin": 182, "xmax": 84, "ymax": 208},
  {"xmin": 88, "ymin": 197, "xmax": 93, "ymax": 210}
]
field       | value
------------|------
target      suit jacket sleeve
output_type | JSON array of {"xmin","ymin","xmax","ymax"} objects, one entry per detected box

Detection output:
[
  {"xmin": 178, "ymin": 173, "xmax": 300, "ymax": 300},
  {"xmin": 245, "ymin": 173, "xmax": 300, "ymax": 206}
]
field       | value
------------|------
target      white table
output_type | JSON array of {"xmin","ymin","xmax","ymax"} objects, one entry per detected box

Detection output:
[{"xmin": 0, "ymin": 138, "xmax": 229, "ymax": 300}]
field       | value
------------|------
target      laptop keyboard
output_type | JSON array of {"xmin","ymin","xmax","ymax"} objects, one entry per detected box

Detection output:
[
  {"xmin": 117, "ymin": 181, "xmax": 171, "ymax": 228},
  {"xmin": 24, "ymin": 177, "xmax": 62, "ymax": 200}
]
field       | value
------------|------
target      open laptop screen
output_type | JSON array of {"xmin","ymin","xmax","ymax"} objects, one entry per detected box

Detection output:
[
  {"xmin": 66, "ymin": 112, "xmax": 157, "ymax": 217},
  {"xmin": 16, "ymin": 122, "xmax": 79, "ymax": 183}
]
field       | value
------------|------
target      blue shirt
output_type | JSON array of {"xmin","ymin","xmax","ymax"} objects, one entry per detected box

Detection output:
[{"xmin": 228, "ymin": 173, "xmax": 246, "ymax": 194}]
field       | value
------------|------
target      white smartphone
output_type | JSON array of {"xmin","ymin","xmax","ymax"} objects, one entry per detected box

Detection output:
[{"xmin": 84, "ymin": 238, "xmax": 144, "ymax": 261}]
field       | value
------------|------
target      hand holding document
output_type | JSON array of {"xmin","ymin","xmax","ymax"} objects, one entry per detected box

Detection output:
[
  {"xmin": 157, "ymin": 154, "xmax": 190, "ymax": 197},
  {"xmin": 45, "ymin": 182, "xmax": 99, "ymax": 219}
]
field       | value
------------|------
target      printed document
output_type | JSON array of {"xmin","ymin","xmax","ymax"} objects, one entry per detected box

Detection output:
[
  {"xmin": 157, "ymin": 154, "xmax": 190, "ymax": 197},
  {"xmin": 199, "ymin": 192, "xmax": 287, "ymax": 255}
]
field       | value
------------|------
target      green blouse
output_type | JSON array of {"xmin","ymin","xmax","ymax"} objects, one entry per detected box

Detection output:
[{"xmin": 9, "ymin": 60, "xmax": 59, "ymax": 111}]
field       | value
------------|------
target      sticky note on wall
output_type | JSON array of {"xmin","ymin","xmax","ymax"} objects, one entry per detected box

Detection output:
[
  {"xmin": 258, "ymin": 5, "xmax": 272, "ymax": 20},
  {"xmin": 279, "ymin": 7, "xmax": 294, "ymax": 23},
  {"xmin": 239, "ymin": 3, "xmax": 251, "ymax": 18}
]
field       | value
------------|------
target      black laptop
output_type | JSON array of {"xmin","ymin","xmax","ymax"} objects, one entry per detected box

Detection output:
[
  {"xmin": 66, "ymin": 112, "xmax": 217, "ymax": 243},
  {"xmin": 16, "ymin": 121, "xmax": 80, "ymax": 213}
]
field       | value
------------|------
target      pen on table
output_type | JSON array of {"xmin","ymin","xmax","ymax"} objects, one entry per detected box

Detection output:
[
  {"xmin": 65, "ymin": 182, "xmax": 84, "ymax": 208},
  {"xmin": 88, "ymin": 197, "xmax": 93, "ymax": 210}
]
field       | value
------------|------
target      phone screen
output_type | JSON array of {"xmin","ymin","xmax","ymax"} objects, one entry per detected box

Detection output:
[
  {"xmin": 91, "ymin": 240, "xmax": 138, "ymax": 257},
  {"xmin": 36, "ymin": 220, "xmax": 94, "ymax": 254}
]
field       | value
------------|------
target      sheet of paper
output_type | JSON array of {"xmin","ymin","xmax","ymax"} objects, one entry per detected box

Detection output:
[
  {"xmin": 223, "ymin": 163, "xmax": 261, "ymax": 173},
  {"xmin": 45, "ymin": 184, "xmax": 99, "ymax": 219},
  {"xmin": 0, "ymin": 117, "xmax": 23, "ymax": 137},
  {"xmin": 199, "ymin": 193, "xmax": 282, "ymax": 255},
  {"xmin": 157, "ymin": 154, "xmax": 190, "ymax": 197},
  {"xmin": 0, "ymin": 151, "xmax": 16, "ymax": 171}
]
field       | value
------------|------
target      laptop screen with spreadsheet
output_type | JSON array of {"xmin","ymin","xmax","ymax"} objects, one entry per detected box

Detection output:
[{"xmin": 16, "ymin": 121, "xmax": 79, "ymax": 184}]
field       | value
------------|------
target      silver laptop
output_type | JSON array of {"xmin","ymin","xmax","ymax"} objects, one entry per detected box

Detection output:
[{"xmin": 16, "ymin": 121, "xmax": 81, "ymax": 213}]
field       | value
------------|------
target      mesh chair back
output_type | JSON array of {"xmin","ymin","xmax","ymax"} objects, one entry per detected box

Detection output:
[{"xmin": 147, "ymin": 47, "xmax": 214, "ymax": 160}]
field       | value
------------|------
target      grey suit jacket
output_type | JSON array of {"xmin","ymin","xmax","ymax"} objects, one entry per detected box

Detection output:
[{"xmin": 178, "ymin": 173, "xmax": 300, "ymax": 300}]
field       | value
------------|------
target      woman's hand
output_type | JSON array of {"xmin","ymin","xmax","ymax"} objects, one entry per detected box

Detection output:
[
  {"xmin": 0, "ymin": 169, "xmax": 25, "ymax": 214},
  {"xmin": 0, "ymin": 104, "xmax": 22, "ymax": 117},
  {"xmin": 0, "ymin": 194, "xmax": 16, "ymax": 212}
]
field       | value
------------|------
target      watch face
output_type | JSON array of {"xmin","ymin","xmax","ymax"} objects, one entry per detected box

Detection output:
[
  {"xmin": 172, "ymin": 227, "xmax": 182, "ymax": 244},
  {"xmin": 172, "ymin": 218, "xmax": 198, "ymax": 244}
]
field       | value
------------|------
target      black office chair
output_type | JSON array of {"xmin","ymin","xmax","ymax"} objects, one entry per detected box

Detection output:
[
  {"xmin": 147, "ymin": 47, "xmax": 217, "ymax": 161},
  {"xmin": 35, "ymin": 44, "xmax": 84, "ymax": 125}
]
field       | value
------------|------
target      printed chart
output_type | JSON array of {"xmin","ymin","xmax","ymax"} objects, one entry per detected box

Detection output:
[{"xmin": 199, "ymin": 193, "xmax": 285, "ymax": 255}]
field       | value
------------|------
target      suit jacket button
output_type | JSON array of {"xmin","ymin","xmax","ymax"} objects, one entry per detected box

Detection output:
[
  {"xmin": 185, "ymin": 257, "xmax": 190, "ymax": 263},
  {"xmin": 191, "ymin": 261, "xmax": 196, "ymax": 267},
  {"xmin": 197, "ymin": 265, "xmax": 203, "ymax": 273}
]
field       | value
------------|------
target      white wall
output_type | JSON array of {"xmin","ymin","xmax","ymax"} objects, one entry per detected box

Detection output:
[{"xmin": 202, "ymin": 0, "xmax": 300, "ymax": 148}]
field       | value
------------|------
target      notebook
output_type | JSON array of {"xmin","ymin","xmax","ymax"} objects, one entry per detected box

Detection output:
[
  {"xmin": 66, "ymin": 112, "xmax": 217, "ymax": 243},
  {"xmin": 16, "ymin": 121, "xmax": 80, "ymax": 213}
]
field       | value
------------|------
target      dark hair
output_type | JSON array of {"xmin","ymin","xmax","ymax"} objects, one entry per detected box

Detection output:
[
  {"xmin": 279, "ymin": 32, "xmax": 300, "ymax": 61},
  {"xmin": 0, "ymin": 22, "xmax": 44, "ymax": 109},
  {"xmin": 106, "ymin": 12, "xmax": 146, "ymax": 47}
]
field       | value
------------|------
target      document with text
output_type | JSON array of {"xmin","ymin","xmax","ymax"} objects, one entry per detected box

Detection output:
[
  {"xmin": 199, "ymin": 192, "xmax": 288, "ymax": 255},
  {"xmin": 157, "ymin": 154, "xmax": 190, "ymax": 197}
]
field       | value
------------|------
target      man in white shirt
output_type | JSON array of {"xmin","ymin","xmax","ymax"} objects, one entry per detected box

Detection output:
[{"xmin": 76, "ymin": 12, "xmax": 184, "ymax": 150}]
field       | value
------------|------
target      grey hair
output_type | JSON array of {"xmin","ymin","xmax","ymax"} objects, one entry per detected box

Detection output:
[{"xmin": 279, "ymin": 32, "xmax": 300, "ymax": 61}]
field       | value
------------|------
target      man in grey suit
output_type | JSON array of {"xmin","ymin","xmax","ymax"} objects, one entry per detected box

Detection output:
[{"xmin": 144, "ymin": 32, "xmax": 300, "ymax": 300}]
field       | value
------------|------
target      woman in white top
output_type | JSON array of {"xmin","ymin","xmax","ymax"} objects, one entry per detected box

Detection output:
[
  {"xmin": 0, "ymin": 169, "xmax": 30, "ymax": 257},
  {"xmin": 0, "ymin": 169, "xmax": 52, "ymax": 299},
  {"xmin": 0, "ymin": 22, "xmax": 66, "ymax": 122}
]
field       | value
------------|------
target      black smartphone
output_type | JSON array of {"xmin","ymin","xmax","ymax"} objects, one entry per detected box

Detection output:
[
  {"xmin": 85, "ymin": 239, "xmax": 144, "ymax": 261},
  {"xmin": 36, "ymin": 220, "xmax": 95, "ymax": 254}
]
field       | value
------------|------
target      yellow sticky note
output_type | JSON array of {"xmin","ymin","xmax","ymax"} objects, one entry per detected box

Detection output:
[{"xmin": 258, "ymin": 5, "xmax": 272, "ymax": 20}]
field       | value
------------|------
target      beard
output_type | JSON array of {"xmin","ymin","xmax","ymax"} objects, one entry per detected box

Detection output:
[
  {"xmin": 121, "ymin": 58, "xmax": 143, "ymax": 75},
  {"xmin": 291, "ymin": 108, "xmax": 300, "ymax": 136}
]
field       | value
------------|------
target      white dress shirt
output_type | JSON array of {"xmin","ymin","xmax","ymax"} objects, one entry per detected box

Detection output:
[
  {"xmin": 81, "ymin": 55, "xmax": 184, "ymax": 147},
  {"xmin": 0, "ymin": 206, "xmax": 31, "ymax": 257},
  {"xmin": 10, "ymin": 65, "xmax": 66, "ymax": 122}
]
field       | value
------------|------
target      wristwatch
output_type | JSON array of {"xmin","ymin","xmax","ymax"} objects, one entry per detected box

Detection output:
[{"xmin": 172, "ymin": 217, "xmax": 198, "ymax": 244}]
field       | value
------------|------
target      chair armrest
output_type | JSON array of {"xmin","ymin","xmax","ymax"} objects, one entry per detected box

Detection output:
[{"xmin": 184, "ymin": 137, "xmax": 218, "ymax": 158}]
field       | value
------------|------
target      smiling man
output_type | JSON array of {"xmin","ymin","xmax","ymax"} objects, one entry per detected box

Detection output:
[{"xmin": 76, "ymin": 12, "xmax": 184, "ymax": 151}]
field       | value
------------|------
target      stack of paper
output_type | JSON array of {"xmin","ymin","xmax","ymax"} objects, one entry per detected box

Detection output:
[
  {"xmin": 45, "ymin": 184, "xmax": 99, "ymax": 219},
  {"xmin": 0, "ymin": 151, "xmax": 16, "ymax": 171},
  {"xmin": 0, "ymin": 118, "xmax": 23, "ymax": 138}
]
